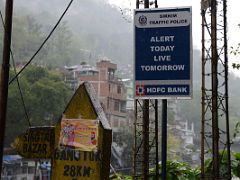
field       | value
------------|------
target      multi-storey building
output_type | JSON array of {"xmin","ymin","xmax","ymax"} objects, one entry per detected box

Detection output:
[
  {"xmin": 64, "ymin": 59, "xmax": 127, "ymax": 130},
  {"xmin": 2, "ymin": 155, "xmax": 50, "ymax": 180}
]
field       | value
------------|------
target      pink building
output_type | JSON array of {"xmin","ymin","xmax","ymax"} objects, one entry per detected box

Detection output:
[{"xmin": 65, "ymin": 60, "xmax": 127, "ymax": 129}]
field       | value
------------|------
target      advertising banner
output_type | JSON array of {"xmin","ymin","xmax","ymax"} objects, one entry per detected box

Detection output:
[
  {"xmin": 59, "ymin": 118, "xmax": 99, "ymax": 151},
  {"xmin": 134, "ymin": 7, "xmax": 192, "ymax": 99}
]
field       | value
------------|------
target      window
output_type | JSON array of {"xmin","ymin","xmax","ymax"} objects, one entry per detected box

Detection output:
[
  {"xmin": 120, "ymin": 101, "xmax": 126, "ymax": 113},
  {"xmin": 7, "ymin": 169, "xmax": 13, "ymax": 175},
  {"xmin": 108, "ymin": 69, "xmax": 115, "ymax": 80},
  {"xmin": 114, "ymin": 101, "xmax": 119, "ymax": 111},
  {"xmin": 112, "ymin": 119, "xmax": 119, "ymax": 127},
  {"xmin": 22, "ymin": 166, "xmax": 27, "ymax": 174},
  {"xmin": 117, "ymin": 86, "xmax": 121, "ymax": 94},
  {"xmin": 28, "ymin": 167, "xmax": 35, "ymax": 174},
  {"xmin": 107, "ymin": 98, "xmax": 109, "ymax": 109},
  {"xmin": 120, "ymin": 120, "xmax": 126, "ymax": 127}
]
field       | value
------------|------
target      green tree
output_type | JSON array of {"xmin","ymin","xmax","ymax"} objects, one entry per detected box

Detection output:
[
  {"xmin": 148, "ymin": 160, "xmax": 200, "ymax": 180},
  {"xmin": 232, "ymin": 152, "xmax": 240, "ymax": 178},
  {"xmin": 5, "ymin": 65, "xmax": 72, "ymax": 146},
  {"xmin": 42, "ymin": 21, "xmax": 74, "ymax": 67},
  {"xmin": 11, "ymin": 15, "xmax": 43, "ymax": 62},
  {"xmin": 4, "ymin": 13, "xmax": 76, "ymax": 68}
]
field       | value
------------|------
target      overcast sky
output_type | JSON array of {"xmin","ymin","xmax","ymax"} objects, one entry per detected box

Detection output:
[
  {"xmin": 108, "ymin": 0, "xmax": 240, "ymax": 74},
  {"xmin": 109, "ymin": 0, "xmax": 239, "ymax": 48}
]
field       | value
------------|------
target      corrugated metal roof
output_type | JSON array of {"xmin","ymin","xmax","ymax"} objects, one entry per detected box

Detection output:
[
  {"xmin": 3, "ymin": 155, "xmax": 22, "ymax": 162},
  {"xmin": 65, "ymin": 64, "xmax": 99, "ymax": 72}
]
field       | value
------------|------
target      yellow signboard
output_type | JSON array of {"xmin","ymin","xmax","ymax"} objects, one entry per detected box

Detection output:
[
  {"xmin": 52, "ymin": 149, "xmax": 101, "ymax": 179},
  {"xmin": 12, "ymin": 127, "xmax": 55, "ymax": 159},
  {"xmin": 52, "ymin": 82, "xmax": 112, "ymax": 180},
  {"xmin": 59, "ymin": 119, "xmax": 99, "ymax": 151},
  {"xmin": 13, "ymin": 82, "xmax": 112, "ymax": 180}
]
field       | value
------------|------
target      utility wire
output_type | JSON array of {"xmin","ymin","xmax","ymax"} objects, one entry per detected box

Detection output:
[
  {"xmin": 0, "ymin": 11, "xmax": 31, "ymax": 127},
  {"xmin": 9, "ymin": 0, "xmax": 74, "ymax": 85},
  {"xmin": 110, "ymin": 164, "xmax": 123, "ymax": 180},
  {"xmin": 10, "ymin": 50, "xmax": 31, "ymax": 127}
]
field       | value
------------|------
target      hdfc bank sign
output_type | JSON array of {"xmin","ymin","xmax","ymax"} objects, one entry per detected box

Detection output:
[{"xmin": 134, "ymin": 7, "xmax": 192, "ymax": 99}]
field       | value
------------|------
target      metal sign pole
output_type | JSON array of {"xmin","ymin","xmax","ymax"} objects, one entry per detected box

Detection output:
[
  {"xmin": 142, "ymin": 1, "xmax": 150, "ymax": 178},
  {"xmin": 142, "ymin": 99, "xmax": 149, "ymax": 179},
  {"xmin": 161, "ymin": 99, "xmax": 167, "ymax": 180}
]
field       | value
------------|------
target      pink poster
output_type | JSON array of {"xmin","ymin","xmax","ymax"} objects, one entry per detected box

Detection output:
[{"xmin": 59, "ymin": 118, "xmax": 99, "ymax": 151}]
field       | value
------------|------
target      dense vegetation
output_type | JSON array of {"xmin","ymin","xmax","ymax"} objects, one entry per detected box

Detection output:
[
  {"xmin": 110, "ymin": 151, "xmax": 240, "ymax": 179},
  {"xmin": 0, "ymin": 0, "xmax": 133, "ymax": 67},
  {"xmin": 5, "ymin": 66, "xmax": 72, "ymax": 146}
]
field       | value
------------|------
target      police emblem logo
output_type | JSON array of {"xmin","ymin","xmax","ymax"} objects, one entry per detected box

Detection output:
[{"xmin": 138, "ymin": 15, "xmax": 147, "ymax": 26}]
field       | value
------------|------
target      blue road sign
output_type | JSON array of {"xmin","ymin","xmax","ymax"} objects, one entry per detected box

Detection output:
[{"xmin": 134, "ymin": 7, "xmax": 192, "ymax": 99}]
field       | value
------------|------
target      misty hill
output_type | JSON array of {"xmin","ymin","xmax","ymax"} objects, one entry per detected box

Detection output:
[{"xmin": 11, "ymin": 0, "xmax": 133, "ymax": 66}]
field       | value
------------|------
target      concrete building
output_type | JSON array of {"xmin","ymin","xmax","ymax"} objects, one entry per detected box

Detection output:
[
  {"xmin": 1, "ymin": 155, "xmax": 50, "ymax": 180},
  {"xmin": 64, "ymin": 59, "xmax": 127, "ymax": 130},
  {"xmin": 122, "ymin": 79, "xmax": 134, "ymax": 110}
]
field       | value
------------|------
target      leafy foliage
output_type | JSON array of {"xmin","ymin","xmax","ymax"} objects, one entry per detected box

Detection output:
[
  {"xmin": 109, "ymin": 174, "xmax": 132, "ymax": 180},
  {"xmin": 232, "ymin": 152, "xmax": 240, "ymax": 178},
  {"xmin": 9, "ymin": 0, "xmax": 133, "ymax": 68},
  {"xmin": 149, "ymin": 161, "xmax": 200, "ymax": 180},
  {"xmin": 6, "ymin": 14, "xmax": 79, "ymax": 68},
  {"xmin": 5, "ymin": 66, "xmax": 72, "ymax": 146},
  {"xmin": 109, "ymin": 160, "xmax": 200, "ymax": 180},
  {"xmin": 109, "ymin": 154, "xmax": 240, "ymax": 179},
  {"xmin": 204, "ymin": 150, "xmax": 240, "ymax": 179},
  {"xmin": 204, "ymin": 150, "xmax": 230, "ymax": 179}
]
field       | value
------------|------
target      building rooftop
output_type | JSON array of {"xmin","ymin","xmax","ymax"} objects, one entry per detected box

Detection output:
[{"xmin": 64, "ymin": 64, "xmax": 99, "ymax": 73}]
